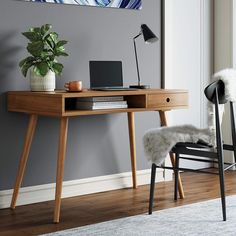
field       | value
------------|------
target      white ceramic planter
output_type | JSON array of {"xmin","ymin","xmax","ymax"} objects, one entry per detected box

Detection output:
[{"xmin": 30, "ymin": 69, "xmax": 56, "ymax": 92}]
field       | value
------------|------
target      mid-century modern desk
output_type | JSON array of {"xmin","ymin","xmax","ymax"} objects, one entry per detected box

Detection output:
[{"xmin": 7, "ymin": 89, "xmax": 188, "ymax": 223}]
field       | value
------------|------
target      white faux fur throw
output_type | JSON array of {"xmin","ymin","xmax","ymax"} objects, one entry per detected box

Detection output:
[
  {"xmin": 208, "ymin": 69, "xmax": 236, "ymax": 143},
  {"xmin": 212, "ymin": 68, "xmax": 236, "ymax": 102},
  {"xmin": 143, "ymin": 68, "xmax": 236, "ymax": 165},
  {"xmin": 143, "ymin": 125, "xmax": 213, "ymax": 165}
]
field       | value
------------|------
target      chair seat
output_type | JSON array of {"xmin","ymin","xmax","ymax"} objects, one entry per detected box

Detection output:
[
  {"xmin": 174, "ymin": 140, "xmax": 213, "ymax": 149},
  {"xmin": 172, "ymin": 141, "xmax": 215, "ymax": 158}
]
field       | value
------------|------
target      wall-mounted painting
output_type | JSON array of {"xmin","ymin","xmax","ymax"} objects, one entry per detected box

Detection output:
[{"xmin": 24, "ymin": 0, "xmax": 142, "ymax": 9}]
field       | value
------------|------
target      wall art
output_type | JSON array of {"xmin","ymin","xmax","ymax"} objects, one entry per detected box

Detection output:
[{"xmin": 24, "ymin": 0, "xmax": 142, "ymax": 9}]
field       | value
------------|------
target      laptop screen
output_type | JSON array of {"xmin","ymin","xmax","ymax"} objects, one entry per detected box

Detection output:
[{"xmin": 89, "ymin": 61, "xmax": 123, "ymax": 88}]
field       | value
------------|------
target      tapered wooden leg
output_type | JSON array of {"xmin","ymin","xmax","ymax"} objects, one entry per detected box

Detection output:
[
  {"xmin": 159, "ymin": 111, "xmax": 185, "ymax": 199},
  {"xmin": 54, "ymin": 117, "xmax": 69, "ymax": 223},
  {"xmin": 127, "ymin": 112, "xmax": 137, "ymax": 189},
  {"xmin": 11, "ymin": 114, "xmax": 38, "ymax": 209}
]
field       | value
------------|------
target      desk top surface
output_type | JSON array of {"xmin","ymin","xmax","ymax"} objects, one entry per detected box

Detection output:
[{"xmin": 8, "ymin": 88, "xmax": 188, "ymax": 98}]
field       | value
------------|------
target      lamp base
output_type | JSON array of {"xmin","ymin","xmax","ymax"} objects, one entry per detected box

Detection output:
[{"xmin": 129, "ymin": 85, "xmax": 150, "ymax": 89}]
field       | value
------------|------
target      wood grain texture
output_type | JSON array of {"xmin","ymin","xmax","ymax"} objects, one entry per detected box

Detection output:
[
  {"xmin": 8, "ymin": 93, "xmax": 63, "ymax": 116},
  {"xmin": 63, "ymin": 107, "xmax": 186, "ymax": 117},
  {"xmin": 159, "ymin": 110, "xmax": 185, "ymax": 199},
  {"xmin": 127, "ymin": 112, "xmax": 137, "ymax": 189},
  {"xmin": 7, "ymin": 89, "xmax": 188, "ymax": 117},
  {"xmin": 148, "ymin": 93, "xmax": 188, "ymax": 109},
  {"xmin": 1, "ymin": 170, "xmax": 236, "ymax": 236},
  {"xmin": 54, "ymin": 117, "xmax": 69, "ymax": 223},
  {"xmin": 10, "ymin": 114, "xmax": 38, "ymax": 209}
]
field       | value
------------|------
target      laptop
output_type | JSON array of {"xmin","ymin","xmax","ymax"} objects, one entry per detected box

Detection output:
[{"xmin": 89, "ymin": 61, "xmax": 137, "ymax": 91}]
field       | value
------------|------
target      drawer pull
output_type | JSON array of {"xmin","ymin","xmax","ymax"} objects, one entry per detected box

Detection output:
[{"xmin": 166, "ymin": 98, "xmax": 170, "ymax": 103}]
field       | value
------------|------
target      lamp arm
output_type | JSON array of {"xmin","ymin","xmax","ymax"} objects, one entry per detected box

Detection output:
[
  {"xmin": 133, "ymin": 32, "xmax": 142, "ymax": 40},
  {"xmin": 133, "ymin": 33, "xmax": 142, "ymax": 86}
]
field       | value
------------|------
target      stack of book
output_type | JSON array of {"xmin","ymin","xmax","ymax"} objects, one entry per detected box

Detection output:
[{"xmin": 76, "ymin": 96, "xmax": 128, "ymax": 110}]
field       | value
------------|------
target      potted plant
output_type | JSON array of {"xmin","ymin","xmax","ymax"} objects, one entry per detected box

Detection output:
[{"xmin": 19, "ymin": 24, "xmax": 68, "ymax": 91}]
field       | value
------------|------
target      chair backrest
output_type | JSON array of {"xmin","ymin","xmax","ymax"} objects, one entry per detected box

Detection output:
[
  {"xmin": 204, "ymin": 80, "xmax": 227, "ymax": 104},
  {"xmin": 204, "ymin": 80, "xmax": 236, "ymax": 152}
]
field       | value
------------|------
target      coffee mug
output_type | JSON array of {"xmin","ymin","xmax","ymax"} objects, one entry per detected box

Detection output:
[{"xmin": 64, "ymin": 81, "xmax": 82, "ymax": 92}]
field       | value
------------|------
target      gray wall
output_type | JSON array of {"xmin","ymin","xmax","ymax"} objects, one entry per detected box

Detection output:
[{"xmin": 0, "ymin": 0, "xmax": 161, "ymax": 190}]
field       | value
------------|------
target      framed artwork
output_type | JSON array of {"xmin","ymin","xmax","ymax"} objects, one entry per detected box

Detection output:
[{"xmin": 24, "ymin": 0, "xmax": 142, "ymax": 9}]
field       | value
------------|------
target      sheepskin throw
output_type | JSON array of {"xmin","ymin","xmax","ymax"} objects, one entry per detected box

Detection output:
[
  {"xmin": 212, "ymin": 68, "xmax": 236, "ymax": 102},
  {"xmin": 208, "ymin": 69, "xmax": 236, "ymax": 143},
  {"xmin": 143, "ymin": 125, "xmax": 213, "ymax": 165},
  {"xmin": 143, "ymin": 68, "xmax": 236, "ymax": 165}
]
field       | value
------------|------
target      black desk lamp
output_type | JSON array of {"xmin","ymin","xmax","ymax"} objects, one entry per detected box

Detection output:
[{"xmin": 130, "ymin": 24, "xmax": 159, "ymax": 89}]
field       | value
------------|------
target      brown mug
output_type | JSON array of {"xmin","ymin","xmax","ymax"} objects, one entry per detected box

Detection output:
[{"xmin": 64, "ymin": 81, "xmax": 82, "ymax": 92}]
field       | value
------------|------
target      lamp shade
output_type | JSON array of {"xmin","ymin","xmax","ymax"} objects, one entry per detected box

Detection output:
[{"xmin": 141, "ymin": 24, "xmax": 158, "ymax": 43}]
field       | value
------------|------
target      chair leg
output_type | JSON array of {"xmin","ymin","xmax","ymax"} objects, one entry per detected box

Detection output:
[
  {"xmin": 149, "ymin": 163, "xmax": 157, "ymax": 215},
  {"xmin": 214, "ymin": 91, "xmax": 226, "ymax": 221},
  {"xmin": 174, "ymin": 153, "xmax": 179, "ymax": 201},
  {"xmin": 230, "ymin": 102, "xmax": 236, "ymax": 164},
  {"xmin": 218, "ymin": 153, "xmax": 226, "ymax": 221}
]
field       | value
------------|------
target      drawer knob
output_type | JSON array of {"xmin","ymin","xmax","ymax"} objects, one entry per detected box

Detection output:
[{"xmin": 166, "ymin": 98, "xmax": 170, "ymax": 103}]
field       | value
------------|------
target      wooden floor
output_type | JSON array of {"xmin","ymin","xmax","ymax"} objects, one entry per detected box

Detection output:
[{"xmin": 1, "ymin": 170, "xmax": 236, "ymax": 236}]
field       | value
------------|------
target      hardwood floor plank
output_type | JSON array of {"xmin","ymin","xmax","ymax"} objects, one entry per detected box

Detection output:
[{"xmin": 1, "ymin": 170, "xmax": 236, "ymax": 235}]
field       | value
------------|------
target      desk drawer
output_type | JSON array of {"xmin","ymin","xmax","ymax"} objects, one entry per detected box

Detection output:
[{"xmin": 147, "ymin": 93, "xmax": 188, "ymax": 109}]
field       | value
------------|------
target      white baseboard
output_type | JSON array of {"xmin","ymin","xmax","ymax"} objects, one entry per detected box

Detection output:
[{"xmin": 0, "ymin": 169, "xmax": 168, "ymax": 209}]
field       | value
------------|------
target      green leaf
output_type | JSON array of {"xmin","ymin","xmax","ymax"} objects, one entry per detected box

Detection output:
[
  {"xmin": 56, "ymin": 40, "xmax": 68, "ymax": 47},
  {"xmin": 48, "ymin": 55, "xmax": 55, "ymax": 61},
  {"xmin": 44, "ymin": 33, "xmax": 58, "ymax": 49},
  {"xmin": 45, "ymin": 38, "xmax": 54, "ymax": 50},
  {"xmin": 22, "ymin": 32, "xmax": 41, "ymax": 42},
  {"xmin": 19, "ymin": 56, "xmax": 35, "ymax": 67},
  {"xmin": 55, "ymin": 51, "xmax": 69, "ymax": 57},
  {"xmin": 41, "ymin": 24, "xmax": 52, "ymax": 35},
  {"xmin": 48, "ymin": 32, "xmax": 59, "ymax": 44},
  {"xmin": 47, "ymin": 61, "xmax": 54, "ymax": 70},
  {"xmin": 29, "ymin": 27, "xmax": 41, "ymax": 34},
  {"xmin": 55, "ymin": 46, "xmax": 65, "ymax": 53},
  {"xmin": 52, "ymin": 62, "xmax": 63, "ymax": 75},
  {"xmin": 35, "ymin": 61, "xmax": 50, "ymax": 77},
  {"xmin": 19, "ymin": 58, "xmax": 27, "ymax": 68},
  {"xmin": 21, "ymin": 62, "xmax": 32, "ymax": 77},
  {"xmin": 27, "ymin": 41, "xmax": 44, "ymax": 57},
  {"xmin": 33, "ymin": 66, "xmax": 41, "ymax": 76},
  {"xmin": 40, "ymin": 50, "xmax": 53, "ymax": 59}
]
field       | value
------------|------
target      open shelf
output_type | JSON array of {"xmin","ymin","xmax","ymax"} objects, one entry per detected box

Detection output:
[{"xmin": 64, "ymin": 95, "xmax": 147, "ymax": 113}]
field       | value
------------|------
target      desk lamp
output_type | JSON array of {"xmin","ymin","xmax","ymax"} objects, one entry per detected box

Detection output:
[{"xmin": 130, "ymin": 24, "xmax": 159, "ymax": 89}]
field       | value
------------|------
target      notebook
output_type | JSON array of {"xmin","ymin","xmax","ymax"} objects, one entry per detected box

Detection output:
[{"xmin": 89, "ymin": 61, "xmax": 137, "ymax": 91}]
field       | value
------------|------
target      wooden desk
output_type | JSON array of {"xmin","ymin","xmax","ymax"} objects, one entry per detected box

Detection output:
[{"xmin": 8, "ymin": 89, "xmax": 188, "ymax": 223}]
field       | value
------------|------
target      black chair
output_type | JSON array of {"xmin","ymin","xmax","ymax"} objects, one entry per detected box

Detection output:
[{"xmin": 148, "ymin": 80, "xmax": 236, "ymax": 221}]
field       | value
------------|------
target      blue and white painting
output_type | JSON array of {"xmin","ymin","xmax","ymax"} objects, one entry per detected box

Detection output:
[{"xmin": 25, "ymin": 0, "xmax": 142, "ymax": 9}]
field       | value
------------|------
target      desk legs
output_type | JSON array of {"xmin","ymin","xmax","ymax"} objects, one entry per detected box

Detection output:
[
  {"xmin": 54, "ymin": 117, "xmax": 69, "ymax": 223},
  {"xmin": 11, "ymin": 114, "xmax": 38, "ymax": 209},
  {"xmin": 159, "ymin": 111, "xmax": 185, "ymax": 199},
  {"xmin": 127, "ymin": 112, "xmax": 137, "ymax": 189}
]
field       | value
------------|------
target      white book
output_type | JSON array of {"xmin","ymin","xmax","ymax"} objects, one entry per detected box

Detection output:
[
  {"xmin": 76, "ymin": 103, "xmax": 128, "ymax": 110},
  {"xmin": 76, "ymin": 101, "xmax": 127, "ymax": 106},
  {"xmin": 76, "ymin": 96, "xmax": 124, "ymax": 102}
]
